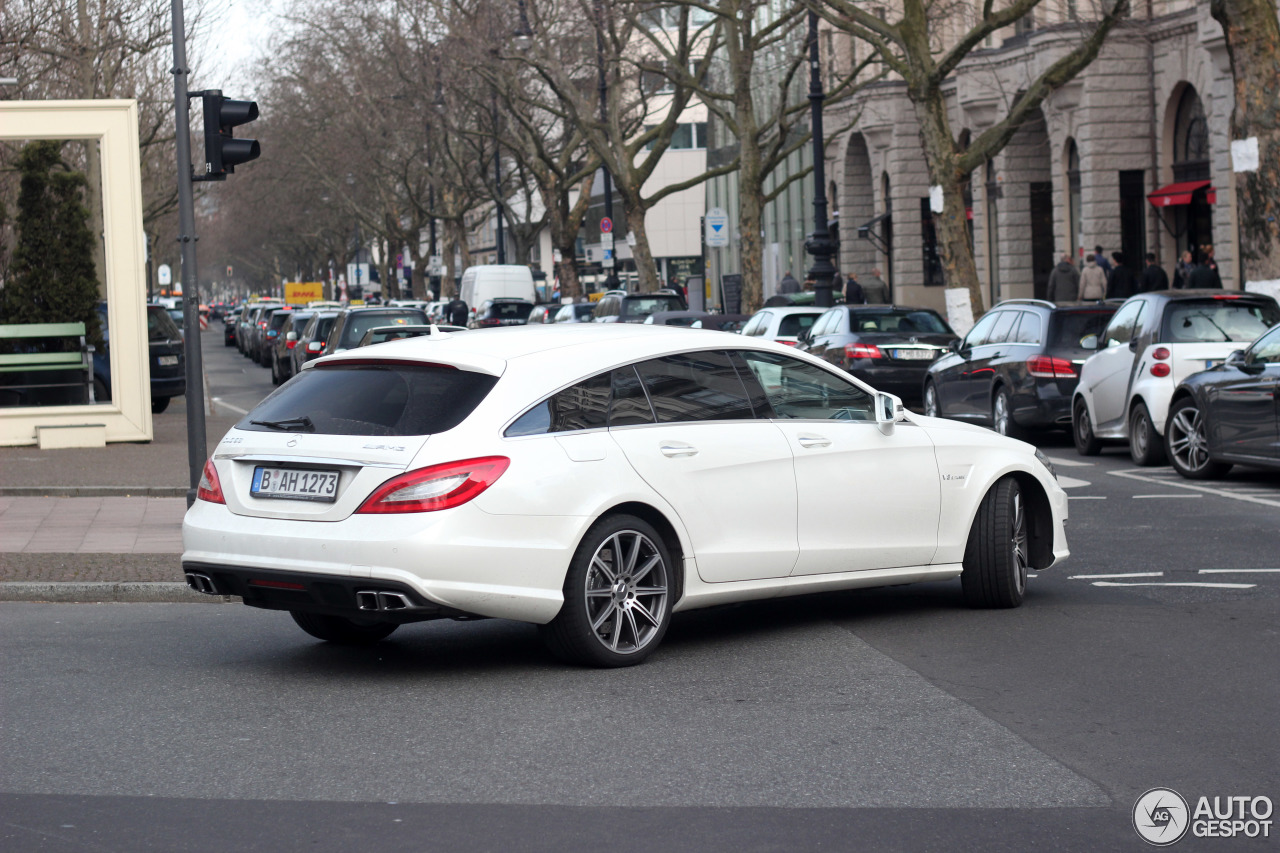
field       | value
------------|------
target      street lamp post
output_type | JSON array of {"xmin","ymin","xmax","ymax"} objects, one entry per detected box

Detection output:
[
  {"xmin": 492, "ymin": 90, "xmax": 506, "ymax": 265},
  {"xmin": 595, "ymin": 0, "xmax": 621, "ymax": 291},
  {"xmin": 803, "ymin": 10, "xmax": 836, "ymax": 308}
]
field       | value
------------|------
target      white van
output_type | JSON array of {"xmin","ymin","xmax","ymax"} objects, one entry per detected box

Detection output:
[{"xmin": 459, "ymin": 265, "xmax": 537, "ymax": 312}]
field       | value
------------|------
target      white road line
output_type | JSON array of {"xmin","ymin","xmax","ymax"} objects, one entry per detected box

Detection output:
[
  {"xmin": 1057, "ymin": 475, "xmax": 1092, "ymax": 489},
  {"xmin": 1069, "ymin": 495, "xmax": 1107, "ymax": 500},
  {"xmin": 1069, "ymin": 572, "xmax": 1163, "ymax": 579},
  {"xmin": 1198, "ymin": 568, "xmax": 1280, "ymax": 574},
  {"xmin": 211, "ymin": 397, "xmax": 250, "ymax": 415},
  {"xmin": 1092, "ymin": 581, "xmax": 1256, "ymax": 589},
  {"xmin": 1044, "ymin": 456, "xmax": 1095, "ymax": 467},
  {"xmin": 1108, "ymin": 469, "xmax": 1280, "ymax": 508},
  {"xmin": 1132, "ymin": 494, "xmax": 1202, "ymax": 499}
]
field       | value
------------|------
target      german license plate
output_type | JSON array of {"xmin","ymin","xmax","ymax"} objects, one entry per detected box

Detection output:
[
  {"xmin": 251, "ymin": 466, "xmax": 339, "ymax": 502},
  {"xmin": 893, "ymin": 349, "xmax": 934, "ymax": 360},
  {"xmin": 158, "ymin": 355, "xmax": 179, "ymax": 366}
]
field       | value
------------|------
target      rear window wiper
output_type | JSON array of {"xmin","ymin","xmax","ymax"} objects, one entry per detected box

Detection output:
[{"xmin": 250, "ymin": 415, "xmax": 315, "ymax": 432}]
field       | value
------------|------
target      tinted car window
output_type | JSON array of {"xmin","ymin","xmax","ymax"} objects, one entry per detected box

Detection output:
[
  {"xmin": 268, "ymin": 310, "xmax": 293, "ymax": 331},
  {"xmin": 812, "ymin": 310, "xmax": 840, "ymax": 337},
  {"xmin": 506, "ymin": 367, "xmax": 656, "ymax": 436},
  {"xmin": 1162, "ymin": 299, "xmax": 1280, "ymax": 344},
  {"xmin": 147, "ymin": 306, "xmax": 182, "ymax": 341},
  {"xmin": 778, "ymin": 313, "xmax": 820, "ymax": 337},
  {"xmin": 620, "ymin": 295, "xmax": 685, "ymax": 320},
  {"xmin": 484, "ymin": 302, "xmax": 534, "ymax": 321},
  {"xmin": 609, "ymin": 367, "xmax": 656, "ymax": 426},
  {"xmin": 239, "ymin": 363, "xmax": 496, "ymax": 436},
  {"xmin": 339, "ymin": 310, "xmax": 428, "ymax": 349},
  {"xmin": 635, "ymin": 351, "xmax": 756, "ymax": 423},
  {"xmin": 738, "ymin": 350, "xmax": 873, "ymax": 421},
  {"xmin": 986, "ymin": 311, "xmax": 1018, "ymax": 344},
  {"xmin": 1103, "ymin": 300, "xmax": 1145, "ymax": 347},
  {"xmin": 1049, "ymin": 310, "xmax": 1112, "ymax": 349},
  {"xmin": 964, "ymin": 312, "xmax": 1000, "ymax": 347},
  {"xmin": 1248, "ymin": 325, "xmax": 1280, "ymax": 364},
  {"xmin": 851, "ymin": 309, "xmax": 952, "ymax": 335},
  {"xmin": 742, "ymin": 313, "xmax": 768, "ymax": 337},
  {"xmin": 1011, "ymin": 312, "xmax": 1043, "ymax": 345}
]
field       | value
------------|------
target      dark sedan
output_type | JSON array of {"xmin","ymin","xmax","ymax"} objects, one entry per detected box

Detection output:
[
  {"xmin": 798, "ymin": 305, "xmax": 957, "ymax": 404},
  {"xmin": 323, "ymin": 307, "xmax": 429, "ymax": 355},
  {"xmin": 94, "ymin": 303, "xmax": 185, "ymax": 414},
  {"xmin": 1164, "ymin": 322, "xmax": 1280, "ymax": 479},
  {"xmin": 924, "ymin": 299, "xmax": 1117, "ymax": 438}
]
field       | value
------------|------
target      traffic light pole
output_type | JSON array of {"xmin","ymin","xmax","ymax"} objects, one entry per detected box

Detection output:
[{"xmin": 170, "ymin": 0, "xmax": 207, "ymax": 508}]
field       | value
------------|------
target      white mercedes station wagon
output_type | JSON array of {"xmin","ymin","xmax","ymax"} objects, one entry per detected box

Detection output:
[{"xmin": 183, "ymin": 324, "xmax": 1068, "ymax": 666}]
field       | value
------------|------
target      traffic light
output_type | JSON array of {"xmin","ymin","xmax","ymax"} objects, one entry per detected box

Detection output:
[{"xmin": 201, "ymin": 90, "xmax": 260, "ymax": 180}]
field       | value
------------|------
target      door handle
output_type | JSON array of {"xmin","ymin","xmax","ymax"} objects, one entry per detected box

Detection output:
[
  {"xmin": 659, "ymin": 442, "xmax": 698, "ymax": 458},
  {"xmin": 797, "ymin": 435, "xmax": 831, "ymax": 448}
]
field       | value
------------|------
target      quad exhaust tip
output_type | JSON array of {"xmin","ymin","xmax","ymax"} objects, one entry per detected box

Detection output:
[
  {"xmin": 185, "ymin": 572, "xmax": 218, "ymax": 595},
  {"xmin": 356, "ymin": 590, "xmax": 415, "ymax": 611}
]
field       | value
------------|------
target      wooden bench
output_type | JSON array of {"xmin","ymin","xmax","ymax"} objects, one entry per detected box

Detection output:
[{"xmin": 0, "ymin": 322, "xmax": 96, "ymax": 406}]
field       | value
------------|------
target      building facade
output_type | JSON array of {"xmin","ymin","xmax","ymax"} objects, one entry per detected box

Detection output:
[{"xmin": 826, "ymin": 1, "xmax": 1244, "ymax": 315}]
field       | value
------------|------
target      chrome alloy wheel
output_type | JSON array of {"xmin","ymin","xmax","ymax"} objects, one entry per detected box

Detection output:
[
  {"xmin": 924, "ymin": 383, "xmax": 939, "ymax": 418},
  {"xmin": 993, "ymin": 392, "xmax": 1011, "ymax": 435},
  {"xmin": 1011, "ymin": 491, "xmax": 1028, "ymax": 596},
  {"xmin": 583, "ymin": 530, "xmax": 668, "ymax": 655},
  {"xmin": 1168, "ymin": 405, "xmax": 1211, "ymax": 473}
]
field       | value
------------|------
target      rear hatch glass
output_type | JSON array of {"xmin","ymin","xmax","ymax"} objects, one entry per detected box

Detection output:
[
  {"xmin": 239, "ymin": 362, "xmax": 496, "ymax": 437},
  {"xmin": 777, "ymin": 313, "xmax": 821, "ymax": 337},
  {"xmin": 1048, "ymin": 310, "xmax": 1114, "ymax": 351},
  {"xmin": 1161, "ymin": 299, "xmax": 1280, "ymax": 344},
  {"xmin": 620, "ymin": 295, "xmax": 685, "ymax": 319},
  {"xmin": 339, "ymin": 310, "xmax": 429, "ymax": 349},
  {"xmin": 486, "ymin": 302, "xmax": 533, "ymax": 322}
]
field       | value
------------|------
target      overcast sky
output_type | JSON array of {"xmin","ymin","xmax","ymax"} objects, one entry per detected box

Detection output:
[{"xmin": 198, "ymin": 0, "xmax": 285, "ymax": 96}]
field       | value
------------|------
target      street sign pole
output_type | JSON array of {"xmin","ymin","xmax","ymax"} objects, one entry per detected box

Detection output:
[{"xmin": 170, "ymin": 0, "xmax": 207, "ymax": 508}]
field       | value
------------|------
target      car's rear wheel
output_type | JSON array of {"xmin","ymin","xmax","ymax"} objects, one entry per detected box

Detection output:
[
  {"xmin": 961, "ymin": 477, "xmax": 1028, "ymax": 609},
  {"xmin": 290, "ymin": 611, "xmax": 398, "ymax": 645},
  {"xmin": 1128, "ymin": 401, "xmax": 1166, "ymax": 466},
  {"xmin": 540, "ymin": 514, "xmax": 673, "ymax": 667},
  {"xmin": 992, "ymin": 387, "xmax": 1024, "ymax": 440},
  {"xmin": 1072, "ymin": 397, "xmax": 1101, "ymax": 456},
  {"xmin": 1166, "ymin": 397, "xmax": 1232, "ymax": 480},
  {"xmin": 923, "ymin": 381, "xmax": 940, "ymax": 418},
  {"xmin": 270, "ymin": 354, "xmax": 282, "ymax": 386}
]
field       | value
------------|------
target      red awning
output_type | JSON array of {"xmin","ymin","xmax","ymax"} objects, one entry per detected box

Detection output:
[{"xmin": 1147, "ymin": 180, "xmax": 1216, "ymax": 207}]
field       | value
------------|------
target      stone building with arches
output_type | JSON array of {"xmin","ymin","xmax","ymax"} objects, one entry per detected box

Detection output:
[{"xmin": 825, "ymin": 0, "xmax": 1244, "ymax": 315}]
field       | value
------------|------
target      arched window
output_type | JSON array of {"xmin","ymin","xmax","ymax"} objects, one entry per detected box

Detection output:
[
  {"xmin": 1067, "ymin": 139, "xmax": 1082, "ymax": 260},
  {"xmin": 1173, "ymin": 87, "xmax": 1210, "ymax": 182}
]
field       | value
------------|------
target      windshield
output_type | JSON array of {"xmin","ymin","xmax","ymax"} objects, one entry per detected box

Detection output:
[
  {"xmin": 620, "ymin": 295, "xmax": 685, "ymax": 319},
  {"xmin": 147, "ymin": 306, "xmax": 182, "ymax": 341},
  {"xmin": 1162, "ymin": 299, "xmax": 1280, "ymax": 343},
  {"xmin": 238, "ymin": 362, "xmax": 497, "ymax": 436},
  {"xmin": 339, "ymin": 310, "xmax": 428, "ymax": 348},
  {"xmin": 850, "ymin": 309, "xmax": 951, "ymax": 335}
]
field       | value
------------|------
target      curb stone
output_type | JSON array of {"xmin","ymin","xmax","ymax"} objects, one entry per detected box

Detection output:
[{"xmin": 0, "ymin": 582, "xmax": 237, "ymax": 604}]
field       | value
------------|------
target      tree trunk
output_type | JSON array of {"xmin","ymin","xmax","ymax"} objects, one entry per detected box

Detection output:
[
  {"xmin": 407, "ymin": 238, "xmax": 427, "ymax": 300},
  {"xmin": 617, "ymin": 189, "xmax": 660, "ymax": 292},
  {"xmin": 738, "ymin": 151, "xmax": 766, "ymax": 313},
  {"xmin": 1211, "ymin": 0, "xmax": 1280, "ymax": 284},
  {"xmin": 913, "ymin": 88, "xmax": 985, "ymax": 318}
]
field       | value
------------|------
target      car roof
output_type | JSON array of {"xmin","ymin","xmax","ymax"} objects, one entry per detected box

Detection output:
[{"xmin": 759, "ymin": 306, "xmax": 825, "ymax": 315}]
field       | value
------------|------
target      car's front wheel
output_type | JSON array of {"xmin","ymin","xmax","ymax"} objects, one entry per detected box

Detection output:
[
  {"xmin": 290, "ymin": 611, "xmax": 398, "ymax": 645},
  {"xmin": 151, "ymin": 396, "xmax": 170, "ymax": 414},
  {"xmin": 961, "ymin": 477, "xmax": 1028, "ymax": 609},
  {"xmin": 923, "ymin": 381, "xmax": 940, "ymax": 418},
  {"xmin": 1072, "ymin": 397, "xmax": 1101, "ymax": 456},
  {"xmin": 1166, "ymin": 397, "xmax": 1232, "ymax": 480},
  {"xmin": 1128, "ymin": 401, "xmax": 1166, "ymax": 466},
  {"xmin": 540, "ymin": 514, "xmax": 673, "ymax": 667}
]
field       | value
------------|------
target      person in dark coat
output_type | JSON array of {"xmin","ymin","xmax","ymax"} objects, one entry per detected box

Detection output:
[
  {"xmin": 862, "ymin": 268, "xmax": 889, "ymax": 303},
  {"xmin": 447, "ymin": 298, "xmax": 469, "ymax": 326},
  {"xmin": 1140, "ymin": 252, "xmax": 1169, "ymax": 292},
  {"xmin": 1094, "ymin": 245, "xmax": 1112, "ymax": 278},
  {"xmin": 1173, "ymin": 250, "xmax": 1196, "ymax": 289},
  {"xmin": 844, "ymin": 273, "xmax": 865, "ymax": 304},
  {"xmin": 1046, "ymin": 254, "xmax": 1080, "ymax": 303},
  {"xmin": 1106, "ymin": 252, "xmax": 1137, "ymax": 300},
  {"xmin": 778, "ymin": 271, "xmax": 800, "ymax": 294},
  {"xmin": 1188, "ymin": 249, "xmax": 1223, "ymax": 289}
]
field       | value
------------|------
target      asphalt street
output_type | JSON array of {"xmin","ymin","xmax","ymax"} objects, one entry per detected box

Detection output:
[{"xmin": 1, "ymin": 329, "xmax": 1277, "ymax": 852}]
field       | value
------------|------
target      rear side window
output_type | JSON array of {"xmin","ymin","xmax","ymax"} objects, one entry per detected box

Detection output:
[
  {"xmin": 986, "ymin": 311, "xmax": 1018, "ymax": 344},
  {"xmin": 635, "ymin": 351, "xmax": 755, "ymax": 423},
  {"xmin": 1161, "ymin": 299, "xmax": 1280, "ymax": 344},
  {"xmin": 505, "ymin": 367, "xmax": 654, "ymax": 436},
  {"xmin": 239, "ymin": 363, "xmax": 496, "ymax": 436},
  {"xmin": 314, "ymin": 316, "xmax": 336, "ymax": 339},
  {"xmin": 268, "ymin": 311, "xmax": 293, "ymax": 330},
  {"xmin": 340, "ymin": 310, "xmax": 428, "ymax": 348},
  {"xmin": 1011, "ymin": 312, "xmax": 1043, "ymax": 345}
]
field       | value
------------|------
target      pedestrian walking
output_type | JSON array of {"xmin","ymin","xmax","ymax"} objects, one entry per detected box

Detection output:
[
  {"xmin": 1140, "ymin": 252, "xmax": 1169, "ymax": 292},
  {"xmin": 1173, "ymin": 250, "xmax": 1196, "ymax": 289},
  {"xmin": 844, "ymin": 272, "xmax": 865, "ymax": 304},
  {"xmin": 778, "ymin": 271, "xmax": 800, "ymax": 294},
  {"xmin": 1094, "ymin": 245, "xmax": 1113, "ymax": 278},
  {"xmin": 1106, "ymin": 252, "xmax": 1137, "ymax": 300},
  {"xmin": 1046, "ymin": 253, "xmax": 1080, "ymax": 303},
  {"xmin": 1188, "ymin": 248, "xmax": 1223, "ymax": 289},
  {"xmin": 862, "ymin": 268, "xmax": 889, "ymax": 303},
  {"xmin": 1080, "ymin": 253, "xmax": 1107, "ymax": 301},
  {"xmin": 447, "ymin": 298, "xmax": 469, "ymax": 327}
]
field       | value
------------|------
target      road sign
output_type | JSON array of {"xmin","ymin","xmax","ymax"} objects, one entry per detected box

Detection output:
[
  {"xmin": 429, "ymin": 255, "xmax": 442, "ymax": 276},
  {"xmin": 600, "ymin": 216, "xmax": 613, "ymax": 234},
  {"xmin": 601, "ymin": 232, "xmax": 614, "ymax": 249},
  {"xmin": 705, "ymin": 207, "xmax": 729, "ymax": 247},
  {"xmin": 158, "ymin": 264, "xmax": 172, "ymax": 286},
  {"xmin": 603, "ymin": 248, "xmax": 615, "ymax": 269}
]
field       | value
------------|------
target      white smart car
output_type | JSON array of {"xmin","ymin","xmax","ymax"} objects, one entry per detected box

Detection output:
[
  {"xmin": 183, "ymin": 325, "xmax": 1068, "ymax": 666},
  {"xmin": 740, "ymin": 306, "xmax": 827, "ymax": 346},
  {"xmin": 1072, "ymin": 290, "xmax": 1280, "ymax": 465}
]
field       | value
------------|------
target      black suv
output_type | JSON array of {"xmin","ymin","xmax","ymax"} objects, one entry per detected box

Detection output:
[
  {"xmin": 923, "ymin": 299, "xmax": 1118, "ymax": 437},
  {"xmin": 323, "ymin": 307, "xmax": 429, "ymax": 355}
]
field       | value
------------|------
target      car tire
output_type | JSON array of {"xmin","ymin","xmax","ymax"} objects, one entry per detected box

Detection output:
[
  {"xmin": 289, "ymin": 611, "xmax": 398, "ymax": 645},
  {"xmin": 961, "ymin": 477, "xmax": 1028, "ymax": 609},
  {"xmin": 1072, "ymin": 397, "xmax": 1101, "ymax": 456},
  {"xmin": 1165, "ymin": 397, "xmax": 1232, "ymax": 480},
  {"xmin": 923, "ymin": 381, "xmax": 940, "ymax": 418},
  {"xmin": 270, "ymin": 354, "xmax": 282, "ymax": 386},
  {"xmin": 539, "ymin": 514, "xmax": 673, "ymax": 667},
  {"xmin": 224, "ymin": 336, "xmax": 234, "ymax": 347},
  {"xmin": 1128, "ymin": 401, "xmax": 1166, "ymax": 466},
  {"xmin": 151, "ymin": 396, "xmax": 170, "ymax": 414},
  {"xmin": 992, "ymin": 387, "xmax": 1024, "ymax": 440}
]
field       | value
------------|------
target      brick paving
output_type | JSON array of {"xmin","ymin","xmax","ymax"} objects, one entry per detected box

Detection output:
[{"xmin": 0, "ymin": 496, "xmax": 185, "ymax": 554}]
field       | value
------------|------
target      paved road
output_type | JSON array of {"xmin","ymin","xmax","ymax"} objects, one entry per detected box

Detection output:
[{"xmin": 2, "ymin": 335, "xmax": 1278, "ymax": 851}]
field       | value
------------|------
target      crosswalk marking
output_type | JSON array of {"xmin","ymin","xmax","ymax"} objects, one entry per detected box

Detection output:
[
  {"xmin": 1069, "ymin": 572, "xmax": 1163, "ymax": 579},
  {"xmin": 1198, "ymin": 568, "xmax": 1280, "ymax": 574},
  {"xmin": 1091, "ymin": 581, "xmax": 1256, "ymax": 589},
  {"xmin": 1044, "ymin": 456, "xmax": 1095, "ymax": 468}
]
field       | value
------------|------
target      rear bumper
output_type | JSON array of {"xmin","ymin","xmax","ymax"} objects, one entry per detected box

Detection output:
[
  {"xmin": 846, "ymin": 363, "xmax": 933, "ymax": 402},
  {"xmin": 1012, "ymin": 379, "xmax": 1077, "ymax": 429},
  {"xmin": 151, "ymin": 376, "xmax": 186, "ymax": 398}
]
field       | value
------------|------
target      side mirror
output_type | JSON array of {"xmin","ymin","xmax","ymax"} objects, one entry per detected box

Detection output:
[
  {"xmin": 1128, "ymin": 337, "xmax": 1139, "ymax": 352},
  {"xmin": 876, "ymin": 391, "xmax": 905, "ymax": 436},
  {"xmin": 1079, "ymin": 334, "xmax": 1098, "ymax": 350},
  {"xmin": 1226, "ymin": 349, "xmax": 1246, "ymax": 367},
  {"xmin": 285, "ymin": 331, "xmax": 298, "ymax": 342}
]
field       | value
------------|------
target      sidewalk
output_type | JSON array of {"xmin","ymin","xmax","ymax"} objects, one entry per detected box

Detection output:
[{"xmin": 0, "ymin": 379, "xmax": 242, "ymax": 602}]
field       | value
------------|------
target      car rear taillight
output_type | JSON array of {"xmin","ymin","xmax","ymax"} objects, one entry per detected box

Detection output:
[
  {"xmin": 1152, "ymin": 347, "xmax": 1170, "ymax": 360},
  {"xmin": 1212, "ymin": 294, "xmax": 1241, "ymax": 299},
  {"xmin": 844, "ymin": 343, "xmax": 884, "ymax": 360},
  {"xmin": 306, "ymin": 342, "xmax": 325, "ymax": 353},
  {"xmin": 478, "ymin": 318, "xmax": 501, "ymax": 327},
  {"xmin": 356, "ymin": 457, "xmax": 511, "ymax": 514},
  {"xmin": 197, "ymin": 459, "xmax": 225, "ymax": 504},
  {"xmin": 258, "ymin": 321, "xmax": 267, "ymax": 329},
  {"xmin": 286, "ymin": 340, "xmax": 297, "ymax": 349},
  {"xmin": 1150, "ymin": 362, "xmax": 1172, "ymax": 377},
  {"xmin": 1026, "ymin": 355, "xmax": 1077, "ymax": 378},
  {"xmin": 778, "ymin": 340, "xmax": 798, "ymax": 346}
]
